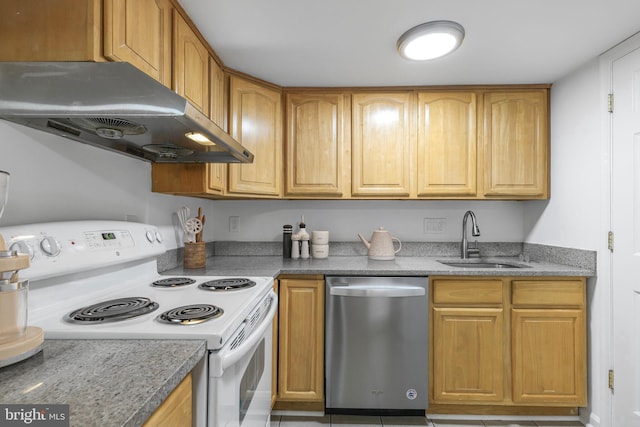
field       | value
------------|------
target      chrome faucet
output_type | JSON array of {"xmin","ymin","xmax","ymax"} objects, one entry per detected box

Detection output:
[{"xmin": 461, "ymin": 210, "xmax": 481, "ymax": 258}]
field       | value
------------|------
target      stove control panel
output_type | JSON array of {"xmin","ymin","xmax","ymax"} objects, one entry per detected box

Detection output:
[
  {"xmin": 83, "ymin": 230, "xmax": 135, "ymax": 250},
  {"xmin": 0, "ymin": 220, "xmax": 166, "ymax": 280}
]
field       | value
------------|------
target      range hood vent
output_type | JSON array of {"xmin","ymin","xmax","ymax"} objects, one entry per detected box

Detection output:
[{"xmin": 0, "ymin": 62, "xmax": 254, "ymax": 164}]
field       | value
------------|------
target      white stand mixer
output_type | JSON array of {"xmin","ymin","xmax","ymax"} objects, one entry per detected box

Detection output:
[{"xmin": 0, "ymin": 170, "xmax": 44, "ymax": 368}]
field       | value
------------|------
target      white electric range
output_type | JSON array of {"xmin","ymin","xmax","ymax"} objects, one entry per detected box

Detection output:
[{"xmin": 0, "ymin": 220, "xmax": 277, "ymax": 427}]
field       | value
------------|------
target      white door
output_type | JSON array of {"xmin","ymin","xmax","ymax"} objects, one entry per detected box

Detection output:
[{"xmin": 612, "ymin": 45, "xmax": 640, "ymax": 427}]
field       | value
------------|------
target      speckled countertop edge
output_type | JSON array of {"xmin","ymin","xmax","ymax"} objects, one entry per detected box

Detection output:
[
  {"xmin": 0, "ymin": 339, "xmax": 206, "ymax": 427},
  {"xmin": 160, "ymin": 254, "xmax": 595, "ymax": 278},
  {"xmin": 158, "ymin": 241, "xmax": 596, "ymax": 278}
]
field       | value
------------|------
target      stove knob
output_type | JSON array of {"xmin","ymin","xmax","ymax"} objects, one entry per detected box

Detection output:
[
  {"xmin": 40, "ymin": 236, "xmax": 61, "ymax": 257},
  {"xmin": 155, "ymin": 231, "xmax": 163, "ymax": 243},
  {"xmin": 9, "ymin": 241, "xmax": 34, "ymax": 260},
  {"xmin": 145, "ymin": 231, "xmax": 155, "ymax": 243}
]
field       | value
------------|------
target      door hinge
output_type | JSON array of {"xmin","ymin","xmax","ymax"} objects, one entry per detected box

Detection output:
[
  {"xmin": 609, "ymin": 369, "xmax": 614, "ymax": 390},
  {"xmin": 608, "ymin": 231, "xmax": 614, "ymax": 251},
  {"xmin": 608, "ymin": 93, "xmax": 614, "ymax": 113}
]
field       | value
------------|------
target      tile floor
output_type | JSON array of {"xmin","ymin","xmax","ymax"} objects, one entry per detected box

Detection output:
[{"xmin": 270, "ymin": 415, "xmax": 584, "ymax": 427}]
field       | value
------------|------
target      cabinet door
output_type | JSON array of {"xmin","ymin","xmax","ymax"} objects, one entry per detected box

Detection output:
[
  {"xmin": 351, "ymin": 92, "xmax": 414, "ymax": 197},
  {"xmin": 104, "ymin": 0, "xmax": 171, "ymax": 86},
  {"xmin": 0, "ymin": 0, "xmax": 102, "ymax": 61},
  {"xmin": 417, "ymin": 92, "xmax": 477, "ymax": 197},
  {"xmin": 511, "ymin": 309, "xmax": 586, "ymax": 405},
  {"xmin": 483, "ymin": 90, "xmax": 549, "ymax": 198},
  {"xmin": 173, "ymin": 12, "xmax": 209, "ymax": 116},
  {"xmin": 228, "ymin": 76, "xmax": 283, "ymax": 197},
  {"xmin": 277, "ymin": 278, "xmax": 324, "ymax": 402},
  {"xmin": 206, "ymin": 58, "xmax": 227, "ymax": 194},
  {"xmin": 285, "ymin": 93, "xmax": 350, "ymax": 197},
  {"xmin": 432, "ymin": 307, "xmax": 505, "ymax": 403},
  {"xmin": 511, "ymin": 279, "xmax": 586, "ymax": 406}
]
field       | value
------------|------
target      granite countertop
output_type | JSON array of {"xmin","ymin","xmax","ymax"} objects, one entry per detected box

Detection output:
[
  {"xmin": 161, "ymin": 255, "xmax": 595, "ymax": 278},
  {"xmin": 0, "ymin": 339, "xmax": 206, "ymax": 427}
]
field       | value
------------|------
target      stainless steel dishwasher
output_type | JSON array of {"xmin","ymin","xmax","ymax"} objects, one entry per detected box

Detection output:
[{"xmin": 325, "ymin": 276, "xmax": 428, "ymax": 415}]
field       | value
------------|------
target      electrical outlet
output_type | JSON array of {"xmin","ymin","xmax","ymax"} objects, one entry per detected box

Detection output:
[
  {"xmin": 424, "ymin": 218, "xmax": 446, "ymax": 234},
  {"xmin": 229, "ymin": 216, "xmax": 240, "ymax": 233}
]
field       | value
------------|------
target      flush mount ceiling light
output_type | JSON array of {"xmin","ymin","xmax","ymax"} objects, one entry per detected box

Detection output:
[{"xmin": 397, "ymin": 20, "xmax": 465, "ymax": 61}]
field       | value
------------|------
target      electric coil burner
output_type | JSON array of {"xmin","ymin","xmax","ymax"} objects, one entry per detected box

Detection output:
[
  {"xmin": 151, "ymin": 277, "xmax": 196, "ymax": 288},
  {"xmin": 64, "ymin": 297, "xmax": 159, "ymax": 324},
  {"xmin": 157, "ymin": 304, "xmax": 223, "ymax": 325},
  {"xmin": 199, "ymin": 277, "xmax": 256, "ymax": 291}
]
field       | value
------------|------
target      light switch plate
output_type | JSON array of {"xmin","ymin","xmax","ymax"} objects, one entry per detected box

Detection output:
[{"xmin": 229, "ymin": 216, "xmax": 240, "ymax": 233}]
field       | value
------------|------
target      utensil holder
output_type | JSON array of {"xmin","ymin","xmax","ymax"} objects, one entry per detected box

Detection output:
[{"xmin": 184, "ymin": 242, "xmax": 206, "ymax": 269}]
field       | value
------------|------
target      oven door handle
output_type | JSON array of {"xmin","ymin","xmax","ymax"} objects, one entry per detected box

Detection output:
[{"xmin": 213, "ymin": 291, "xmax": 278, "ymax": 376}]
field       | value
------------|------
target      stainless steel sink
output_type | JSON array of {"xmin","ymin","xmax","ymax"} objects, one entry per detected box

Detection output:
[{"xmin": 438, "ymin": 259, "xmax": 529, "ymax": 269}]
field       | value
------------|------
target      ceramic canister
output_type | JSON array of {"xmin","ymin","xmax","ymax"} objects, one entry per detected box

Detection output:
[
  {"xmin": 311, "ymin": 244, "xmax": 329, "ymax": 259},
  {"xmin": 311, "ymin": 230, "xmax": 329, "ymax": 245}
]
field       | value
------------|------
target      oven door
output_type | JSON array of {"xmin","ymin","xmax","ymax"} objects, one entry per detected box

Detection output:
[{"xmin": 209, "ymin": 291, "xmax": 277, "ymax": 427}]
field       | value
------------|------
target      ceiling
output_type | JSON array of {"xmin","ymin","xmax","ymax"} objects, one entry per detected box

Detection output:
[{"xmin": 178, "ymin": 0, "xmax": 640, "ymax": 87}]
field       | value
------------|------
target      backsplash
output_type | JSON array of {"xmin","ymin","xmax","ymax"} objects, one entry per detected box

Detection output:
[{"xmin": 157, "ymin": 241, "xmax": 597, "ymax": 273}]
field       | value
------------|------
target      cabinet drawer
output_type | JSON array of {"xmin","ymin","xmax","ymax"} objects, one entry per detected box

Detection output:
[
  {"xmin": 512, "ymin": 280, "xmax": 585, "ymax": 307},
  {"xmin": 432, "ymin": 279, "xmax": 503, "ymax": 305}
]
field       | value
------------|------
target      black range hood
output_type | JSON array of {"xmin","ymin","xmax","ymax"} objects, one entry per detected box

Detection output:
[{"xmin": 0, "ymin": 62, "xmax": 254, "ymax": 163}]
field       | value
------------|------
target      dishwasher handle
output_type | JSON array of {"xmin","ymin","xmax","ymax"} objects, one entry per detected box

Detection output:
[{"xmin": 329, "ymin": 284, "xmax": 425, "ymax": 297}]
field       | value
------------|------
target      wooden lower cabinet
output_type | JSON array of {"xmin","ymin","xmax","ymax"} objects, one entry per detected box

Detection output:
[
  {"xmin": 432, "ymin": 307, "xmax": 505, "ymax": 403},
  {"xmin": 431, "ymin": 279, "xmax": 505, "ymax": 404},
  {"xmin": 143, "ymin": 373, "xmax": 192, "ymax": 427},
  {"xmin": 274, "ymin": 275, "xmax": 324, "ymax": 410},
  {"xmin": 511, "ymin": 279, "xmax": 587, "ymax": 405},
  {"xmin": 429, "ymin": 276, "xmax": 586, "ymax": 415}
]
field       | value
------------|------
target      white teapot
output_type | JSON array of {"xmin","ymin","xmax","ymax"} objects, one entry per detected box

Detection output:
[{"xmin": 357, "ymin": 227, "xmax": 402, "ymax": 260}]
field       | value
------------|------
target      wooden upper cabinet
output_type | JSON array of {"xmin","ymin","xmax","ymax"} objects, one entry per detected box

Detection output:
[
  {"xmin": 228, "ymin": 76, "xmax": 283, "ymax": 197},
  {"xmin": 150, "ymin": 58, "xmax": 228, "ymax": 198},
  {"xmin": 0, "ymin": 0, "xmax": 171, "ymax": 86},
  {"xmin": 0, "ymin": 0, "xmax": 102, "ymax": 61},
  {"xmin": 482, "ymin": 90, "xmax": 549, "ymax": 198},
  {"xmin": 104, "ymin": 0, "xmax": 171, "ymax": 85},
  {"xmin": 351, "ymin": 92, "xmax": 415, "ymax": 197},
  {"xmin": 173, "ymin": 11, "xmax": 210, "ymax": 116},
  {"xmin": 417, "ymin": 92, "xmax": 477, "ymax": 197},
  {"xmin": 285, "ymin": 93, "xmax": 350, "ymax": 197},
  {"xmin": 206, "ymin": 58, "xmax": 227, "ymax": 195}
]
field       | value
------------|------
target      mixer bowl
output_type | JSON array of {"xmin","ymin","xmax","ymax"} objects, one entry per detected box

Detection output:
[{"xmin": 0, "ymin": 280, "xmax": 28, "ymax": 344}]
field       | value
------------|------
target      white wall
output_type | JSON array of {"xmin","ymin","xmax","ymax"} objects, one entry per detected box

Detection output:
[
  {"xmin": 523, "ymin": 58, "xmax": 602, "ymax": 250},
  {"xmin": 209, "ymin": 199, "xmax": 524, "ymax": 242},
  {"xmin": 523, "ymin": 58, "xmax": 607, "ymax": 427}
]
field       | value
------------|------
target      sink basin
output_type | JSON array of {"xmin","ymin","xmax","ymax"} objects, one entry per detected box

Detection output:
[{"xmin": 438, "ymin": 259, "xmax": 529, "ymax": 269}]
